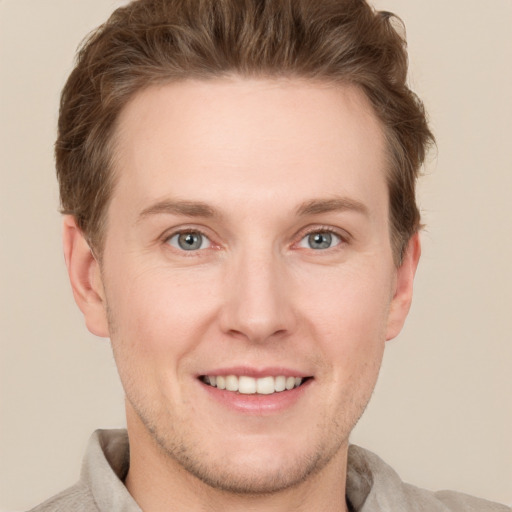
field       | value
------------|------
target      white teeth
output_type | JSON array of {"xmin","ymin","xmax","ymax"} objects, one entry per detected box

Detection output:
[
  {"xmin": 225, "ymin": 375, "xmax": 238, "ymax": 392},
  {"xmin": 216, "ymin": 375, "xmax": 226, "ymax": 390},
  {"xmin": 256, "ymin": 376, "xmax": 275, "ymax": 395},
  {"xmin": 274, "ymin": 375, "xmax": 286, "ymax": 392},
  {"xmin": 203, "ymin": 375, "xmax": 305, "ymax": 394},
  {"xmin": 238, "ymin": 376, "xmax": 256, "ymax": 394}
]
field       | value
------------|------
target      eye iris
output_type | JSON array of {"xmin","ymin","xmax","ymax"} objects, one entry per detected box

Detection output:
[
  {"xmin": 308, "ymin": 232, "xmax": 332, "ymax": 249},
  {"xmin": 178, "ymin": 232, "xmax": 202, "ymax": 250}
]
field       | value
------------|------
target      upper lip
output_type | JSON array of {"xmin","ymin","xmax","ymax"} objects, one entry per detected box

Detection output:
[{"xmin": 198, "ymin": 367, "xmax": 311, "ymax": 378}]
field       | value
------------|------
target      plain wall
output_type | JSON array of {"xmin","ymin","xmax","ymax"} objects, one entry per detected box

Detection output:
[{"xmin": 1, "ymin": 0, "xmax": 511, "ymax": 510}]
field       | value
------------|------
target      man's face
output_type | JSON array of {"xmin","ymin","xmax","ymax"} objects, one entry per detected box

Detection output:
[{"xmin": 80, "ymin": 78, "xmax": 416, "ymax": 493}]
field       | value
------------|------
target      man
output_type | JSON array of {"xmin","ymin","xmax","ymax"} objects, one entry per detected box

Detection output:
[{"xmin": 30, "ymin": 0, "xmax": 509, "ymax": 511}]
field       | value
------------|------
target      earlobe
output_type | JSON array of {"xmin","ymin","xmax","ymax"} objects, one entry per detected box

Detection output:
[
  {"xmin": 385, "ymin": 233, "xmax": 421, "ymax": 341},
  {"xmin": 62, "ymin": 216, "xmax": 110, "ymax": 338}
]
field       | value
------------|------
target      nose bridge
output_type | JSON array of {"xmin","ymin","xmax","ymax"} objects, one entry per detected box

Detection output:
[{"xmin": 220, "ymin": 242, "xmax": 295, "ymax": 342}]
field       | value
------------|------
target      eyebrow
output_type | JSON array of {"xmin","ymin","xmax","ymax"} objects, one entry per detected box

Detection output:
[
  {"xmin": 296, "ymin": 197, "xmax": 369, "ymax": 217},
  {"xmin": 137, "ymin": 196, "xmax": 368, "ymax": 222},
  {"xmin": 138, "ymin": 200, "xmax": 218, "ymax": 221}
]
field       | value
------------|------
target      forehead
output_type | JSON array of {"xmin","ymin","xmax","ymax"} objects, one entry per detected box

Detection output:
[{"xmin": 111, "ymin": 77, "xmax": 388, "ymax": 219}]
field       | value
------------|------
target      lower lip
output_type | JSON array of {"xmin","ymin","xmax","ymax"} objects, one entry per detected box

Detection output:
[{"xmin": 200, "ymin": 379, "xmax": 312, "ymax": 415}]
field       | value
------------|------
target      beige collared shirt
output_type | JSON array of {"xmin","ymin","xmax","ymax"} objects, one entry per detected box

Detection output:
[{"xmin": 29, "ymin": 430, "xmax": 510, "ymax": 512}]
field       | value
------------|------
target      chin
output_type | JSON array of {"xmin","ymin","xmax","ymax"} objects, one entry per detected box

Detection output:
[
  {"xmin": 164, "ymin": 441, "xmax": 338, "ymax": 495},
  {"xmin": 143, "ymin": 415, "xmax": 346, "ymax": 496}
]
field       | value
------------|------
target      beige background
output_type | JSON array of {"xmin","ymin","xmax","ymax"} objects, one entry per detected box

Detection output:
[{"xmin": 1, "ymin": 0, "xmax": 511, "ymax": 510}]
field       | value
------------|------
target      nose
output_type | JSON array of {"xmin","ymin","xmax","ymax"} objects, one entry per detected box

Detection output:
[{"xmin": 219, "ymin": 249, "xmax": 297, "ymax": 344}]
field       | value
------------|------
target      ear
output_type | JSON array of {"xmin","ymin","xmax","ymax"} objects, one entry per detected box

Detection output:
[
  {"xmin": 62, "ymin": 215, "xmax": 110, "ymax": 338},
  {"xmin": 386, "ymin": 232, "xmax": 421, "ymax": 341}
]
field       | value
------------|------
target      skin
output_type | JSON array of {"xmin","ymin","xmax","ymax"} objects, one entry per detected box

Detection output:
[{"xmin": 64, "ymin": 78, "xmax": 420, "ymax": 512}]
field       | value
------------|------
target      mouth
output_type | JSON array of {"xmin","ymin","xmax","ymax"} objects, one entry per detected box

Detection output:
[{"xmin": 200, "ymin": 375, "xmax": 310, "ymax": 395}]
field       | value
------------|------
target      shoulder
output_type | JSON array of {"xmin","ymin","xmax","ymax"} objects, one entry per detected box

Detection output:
[
  {"xmin": 347, "ymin": 445, "xmax": 510, "ymax": 512},
  {"xmin": 434, "ymin": 489, "xmax": 511, "ymax": 512},
  {"xmin": 402, "ymin": 483, "xmax": 511, "ymax": 512},
  {"xmin": 28, "ymin": 482, "xmax": 99, "ymax": 512},
  {"xmin": 27, "ymin": 429, "xmax": 137, "ymax": 512}
]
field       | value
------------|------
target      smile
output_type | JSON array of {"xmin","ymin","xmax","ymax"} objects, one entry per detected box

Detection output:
[{"xmin": 201, "ymin": 375, "xmax": 306, "ymax": 395}]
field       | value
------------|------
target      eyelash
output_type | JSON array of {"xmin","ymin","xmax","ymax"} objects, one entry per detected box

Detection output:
[
  {"xmin": 162, "ymin": 225, "xmax": 348, "ymax": 254},
  {"xmin": 294, "ymin": 226, "xmax": 347, "ymax": 251},
  {"xmin": 163, "ymin": 227, "xmax": 214, "ymax": 254}
]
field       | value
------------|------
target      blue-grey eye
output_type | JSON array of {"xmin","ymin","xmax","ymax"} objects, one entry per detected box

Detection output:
[
  {"xmin": 298, "ymin": 231, "xmax": 341, "ymax": 250},
  {"xmin": 168, "ymin": 232, "xmax": 211, "ymax": 251}
]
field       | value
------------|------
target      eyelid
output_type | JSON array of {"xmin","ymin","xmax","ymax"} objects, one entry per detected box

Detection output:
[
  {"xmin": 167, "ymin": 232, "xmax": 211, "ymax": 251},
  {"xmin": 293, "ymin": 225, "xmax": 349, "ymax": 249},
  {"xmin": 159, "ymin": 224, "xmax": 349, "ymax": 252},
  {"xmin": 162, "ymin": 225, "xmax": 217, "ymax": 252}
]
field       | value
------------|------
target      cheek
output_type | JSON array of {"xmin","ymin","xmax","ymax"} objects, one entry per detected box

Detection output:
[
  {"xmin": 105, "ymin": 262, "xmax": 220, "ymax": 366},
  {"xmin": 299, "ymin": 265, "xmax": 392, "ymax": 384},
  {"xmin": 303, "ymin": 265, "xmax": 393, "ymax": 341},
  {"xmin": 105, "ymin": 266, "xmax": 221, "ymax": 411}
]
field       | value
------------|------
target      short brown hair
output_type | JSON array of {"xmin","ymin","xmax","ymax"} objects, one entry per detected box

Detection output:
[{"xmin": 56, "ymin": 0, "xmax": 434, "ymax": 263}]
